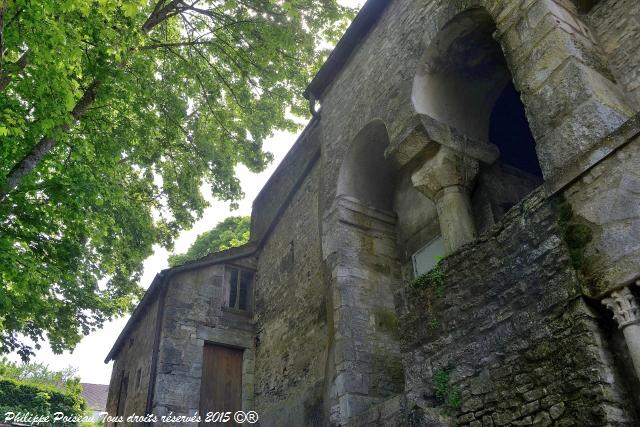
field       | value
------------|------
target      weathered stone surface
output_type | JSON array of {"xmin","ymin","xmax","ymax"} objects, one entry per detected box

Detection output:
[
  {"xmin": 399, "ymin": 189, "xmax": 638, "ymax": 426},
  {"xmin": 106, "ymin": 296, "xmax": 160, "ymax": 420},
  {"xmin": 252, "ymin": 164, "xmax": 331, "ymax": 426},
  {"xmin": 587, "ymin": 0, "xmax": 640, "ymax": 108},
  {"xmin": 106, "ymin": 1, "xmax": 640, "ymax": 426}
]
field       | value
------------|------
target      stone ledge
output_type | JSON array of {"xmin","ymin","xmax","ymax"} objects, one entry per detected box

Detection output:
[{"xmin": 385, "ymin": 114, "xmax": 499, "ymax": 168}]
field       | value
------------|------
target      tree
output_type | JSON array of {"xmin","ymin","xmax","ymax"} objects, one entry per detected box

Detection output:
[
  {"xmin": 169, "ymin": 215, "xmax": 250, "ymax": 266},
  {"xmin": 0, "ymin": 0, "xmax": 354, "ymax": 359},
  {"xmin": 0, "ymin": 357, "xmax": 78, "ymax": 390}
]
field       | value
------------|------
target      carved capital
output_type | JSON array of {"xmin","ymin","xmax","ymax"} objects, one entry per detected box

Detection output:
[
  {"xmin": 602, "ymin": 287, "xmax": 640, "ymax": 329},
  {"xmin": 411, "ymin": 145, "xmax": 479, "ymax": 200}
]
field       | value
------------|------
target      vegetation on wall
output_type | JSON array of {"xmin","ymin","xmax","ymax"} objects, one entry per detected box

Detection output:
[
  {"xmin": 168, "ymin": 215, "xmax": 250, "ymax": 266},
  {"xmin": 557, "ymin": 201, "xmax": 604, "ymax": 295},
  {"xmin": 410, "ymin": 258, "xmax": 445, "ymax": 296},
  {"xmin": 407, "ymin": 258, "xmax": 446, "ymax": 331},
  {"xmin": 433, "ymin": 367, "xmax": 461, "ymax": 414},
  {"xmin": 0, "ymin": 0, "xmax": 355, "ymax": 360}
]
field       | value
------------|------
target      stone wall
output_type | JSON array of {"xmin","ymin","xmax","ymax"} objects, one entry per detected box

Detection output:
[
  {"xmin": 399, "ymin": 189, "xmax": 639, "ymax": 426},
  {"xmin": 252, "ymin": 164, "xmax": 329, "ymax": 426},
  {"xmin": 152, "ymin": 259, "xmax": 256, "ymax": 423},
  {"xmin": 326, "ymin": 197, "xmax": 405, "ymax": 422},
  {"xmin": 562, "ymin": 122, "xmax": 640, "ymax": 296},
  {"xmin": 250, "ymin": 121, "xmax": 321, "ymax": 244},
  {"xmin": 105, "ymin": 296, "xmax": 159, "ymax": 424},
  {"xmin": 587, "ymin": 0, "xmax": 640, "ymax": 108}
]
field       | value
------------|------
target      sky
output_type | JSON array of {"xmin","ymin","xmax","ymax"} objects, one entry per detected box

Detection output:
[{"xmin": 13, "ymin": 0, "xmax": 366, "ymax": 385}]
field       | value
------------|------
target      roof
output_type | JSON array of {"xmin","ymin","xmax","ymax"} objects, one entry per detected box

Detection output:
[
  {"xmin": 250, "ymin": 118, "xmax": 321, "ymax": 242},
  {"xmin": 81, "ymin": 383, "xmax": 109, "ymax": 410},
  {"xmin": 303, "ymin": 0, "xmax": 389, "ymax": 100}
]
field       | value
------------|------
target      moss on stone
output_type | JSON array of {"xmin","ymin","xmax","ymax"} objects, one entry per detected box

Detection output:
[
  {"xmin": 374, "ymin": 306, "xmax": 400, "ymax": 337},
  {"xmin": 565, "ymin": 224, "xmax": 593, "ymax": 267},
  {"xmin": 557, "ymin": 201, "xmax": 607, "ymax": 296},
  {"xmin": 370, "ymin": 350, "xmax": 405, "ymax": 395}
]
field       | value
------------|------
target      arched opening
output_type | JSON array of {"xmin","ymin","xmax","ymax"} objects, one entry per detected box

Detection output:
[
  {"xmin": 337, "ymin": 120, "xmax": 396, "ymax": 212},
  {"xmin": 412, "ymin": 8, "xmax": 542, "ymax": 180},
  {"xmin": 489, "ymin": 81, "xmax": 543, "ymax": 178},
  {"xmin": 412, "ymin": 8, "xmax": 543, "ymax": 231}
]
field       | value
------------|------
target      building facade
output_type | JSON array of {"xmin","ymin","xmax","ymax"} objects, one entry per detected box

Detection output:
[{"xmin": 105, "ymin": 0, "xmax": 640, "ymax": 425}]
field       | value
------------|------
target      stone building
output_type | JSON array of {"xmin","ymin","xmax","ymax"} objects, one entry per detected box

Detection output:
[{"xmin": 105, "ymin": 0, "xmax": 640, "ymax": 425}]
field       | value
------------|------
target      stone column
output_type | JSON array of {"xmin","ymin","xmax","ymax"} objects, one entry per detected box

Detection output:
[
  {"xmin": 602, "ymin": 285, "xmax": 640, "ymax": 380},
  {"xmin": 411, "ymin": 146, "xmax": 479, "ymax": 254}
]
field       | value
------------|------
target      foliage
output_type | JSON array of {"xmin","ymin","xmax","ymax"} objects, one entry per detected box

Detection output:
[
  {"xmin": 557, "ymin": 203, "xmax": 593, "ymax": 269},
  {"xmin": 168, "ymin": 215, "xmax": 250, "ymax": 266},
  {"xmin": 433, "ymin": 368, "xmax": 461, "ymax": 414},
  {"xmin": 0, "ymin": 359, "xmax": 86, "ymax": 426},
  {"xmin": 0, "ymin": 0, "xmax": 355, "ymax": 359},
  {"xmin": 0, "ymin": 357, "xmax": 78, "ymax": 391},
  {"xmin": 0, "ymin": 378, "xmax": 87, "ymax": 426},
  {"xmin": 411, "ymin": 258, "xmax": 445, "ymax": 296}
]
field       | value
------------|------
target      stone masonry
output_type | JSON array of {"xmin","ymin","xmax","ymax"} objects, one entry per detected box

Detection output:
[{"xmin": 106, "ymin": 0, "xmax": 640, "ymax": 426}]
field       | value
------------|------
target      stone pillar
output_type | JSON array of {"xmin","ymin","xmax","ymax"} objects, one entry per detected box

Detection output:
[
  {"xmin": 602, "ymin": 285, "xmax": 640, "ymax": 380},
  {"xmin": 411, "ymin": 146, "xmax": 479, "ymax": 254}
]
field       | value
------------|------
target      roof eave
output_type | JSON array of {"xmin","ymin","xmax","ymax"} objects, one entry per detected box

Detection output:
[{"xmin": 303, "ymin": 0, "xmax": 390, "ymax": 101}]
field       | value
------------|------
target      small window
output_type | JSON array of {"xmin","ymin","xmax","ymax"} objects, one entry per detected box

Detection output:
[
  {"xmin": 227, "ymin": 267, "xmax": 254, "ymax": 312},
  {"xmin": 136, "ymin": 368, "xmax": 141, "ymax": 389},
  {"xmin": 412, "ymin": 237, "xmax": 445, "ymax": 276}
]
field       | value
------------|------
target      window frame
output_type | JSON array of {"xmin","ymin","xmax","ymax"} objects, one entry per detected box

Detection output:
[
  {"xmin": 412, "ymin": 236, "xmax": 445, "ymax": 277},
  {"xmin": 223, "ymin": 264, "xmax": 255, "ymax": 315}
]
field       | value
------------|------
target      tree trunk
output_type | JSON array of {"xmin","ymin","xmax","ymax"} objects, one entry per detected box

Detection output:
[
  {"xmin": 0, "ymin": 80, "xmax": 101, "ymax": 202},
  {"xmin": 0, "ymin": 0, "xmax": 180, "ymax": 202}
]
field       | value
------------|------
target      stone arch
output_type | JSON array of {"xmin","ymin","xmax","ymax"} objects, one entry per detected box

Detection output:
[
  {"xmin": 399, "ymin": 7, "xmax": 545, "ymax": 252},
  {"xmin": 412, "ymin": 7, "xmax": 542, "ymax": 178},
  {"xmin": 337, "ymin": 120, "xmax": 396, "ymax": 212},
  {"xmin": 413, "ymin": 8, "xmax": 509, "ymax": 142},
  {"xmin": 413, "ymin": 1, "xmax": 633, "ymax": 178}
]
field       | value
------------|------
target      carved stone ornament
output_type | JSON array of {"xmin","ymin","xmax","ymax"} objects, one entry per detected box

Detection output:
[{"xmin": 602, "ymin": 286, "xmax": 640, "ymax": 329}]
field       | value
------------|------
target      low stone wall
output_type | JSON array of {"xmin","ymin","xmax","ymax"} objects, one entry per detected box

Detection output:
[{"xmin": 399, "ymin": 189, "xmax": 639, "ymax": 426}]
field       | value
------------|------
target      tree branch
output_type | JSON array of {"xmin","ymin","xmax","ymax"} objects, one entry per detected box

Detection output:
[
  {"xmin": 0, "ymin": 80, "xmax": 101, "ymax": 202},
  {"xmin": 0, "ymin": 0, "xmax": 189, "ymax": 201},
  {"xmin": 0, "ymin": 47, "xmax": 28, "ymax": 91},
  {"xmin": 0, "ymin": 0, "xmax": 7, "ymax": 71},
  {"xmin": 141, "ymin": 0, "xmax": 184, "ymax": 34},
  {"xmin": 1, "ymin": 0, "xmax": 237, "ymax": 201}
]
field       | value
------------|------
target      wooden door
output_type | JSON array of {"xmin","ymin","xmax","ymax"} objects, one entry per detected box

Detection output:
[{"xmin": 199, "ymin": 344, "xmax": 243, "ymax": 426}]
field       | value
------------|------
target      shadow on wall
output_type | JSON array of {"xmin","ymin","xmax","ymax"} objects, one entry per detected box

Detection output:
[{"xmin": 337, "ymin": 120, "xmax": 396, "ymax": 212}]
